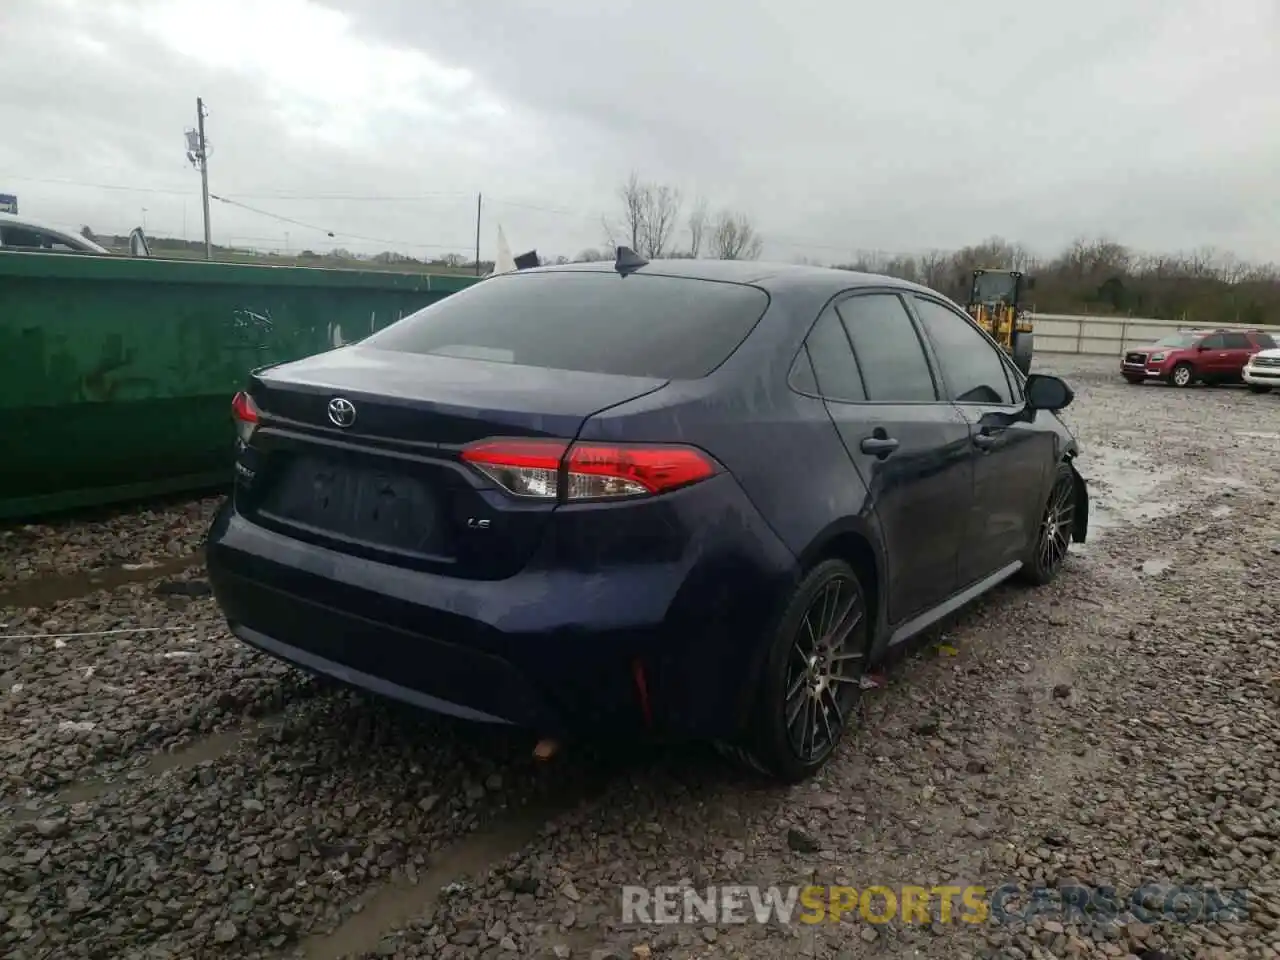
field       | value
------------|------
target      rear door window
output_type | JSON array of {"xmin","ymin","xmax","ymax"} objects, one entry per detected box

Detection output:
[
  {"xmin": 362, "ymin": 271, "xmax": 770, "ymax": 379},
  {"xmin": 835, "ymin": 294, "xmax": 938, "ymax": 402},
  {"xmin": 1199, "ymin": 334, "xmax": 1225, "ymax": 349},
  {"xmin": 1222, "ymin": 333, "xmax": 1251, "ymax": 349}
]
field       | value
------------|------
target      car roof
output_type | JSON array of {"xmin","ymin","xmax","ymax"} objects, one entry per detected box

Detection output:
[
  {"xmin": 517, "ymin": 258, "xmax": 938, "ymax": 298},
  {"xmin": 0, "ymin": 212, "xmax": 111, "ymax": 253}
]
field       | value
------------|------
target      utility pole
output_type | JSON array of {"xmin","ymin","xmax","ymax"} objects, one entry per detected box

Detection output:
[
  {"xmin": 196, "ymin": 98, "xmax": 211, "ymax": 260},
  {"xmin": 474, "ymin": 193, "xmax": 482, "ymax": 276}
]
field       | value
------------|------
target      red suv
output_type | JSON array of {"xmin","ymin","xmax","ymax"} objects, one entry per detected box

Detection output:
[{"xmin": 1121, "ymin": 329, "xmax": 1277, "ymax": 387}]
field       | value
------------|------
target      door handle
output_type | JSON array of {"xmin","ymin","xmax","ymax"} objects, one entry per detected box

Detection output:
[{"xmin": 860, "ymin": 435, "xmax": 899, "ymax": 457}]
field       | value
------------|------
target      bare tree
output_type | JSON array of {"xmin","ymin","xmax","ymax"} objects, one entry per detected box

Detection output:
[
  {"xmin": 616, "ymin": 171, "xmax": 646, "ymax": 251},
  {"xmin": 605, "ymin": 172, "xmax": 683, "ymax": 259},
  {"xmin": 687, "ymin": 197, "xmax": 710, "ymax": 258},
  {"xmin": 712, "ymin": 210, "xmax": 763, "ymax": 260}
]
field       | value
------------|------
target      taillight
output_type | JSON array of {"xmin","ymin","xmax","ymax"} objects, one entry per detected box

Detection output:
[
  {"xmin": 460, "ymin": 438, "xmax": 719, "ymax": 501},
  {"xmin": 231, "ymin": 390, "xmax": 260, "ymax": 444}
]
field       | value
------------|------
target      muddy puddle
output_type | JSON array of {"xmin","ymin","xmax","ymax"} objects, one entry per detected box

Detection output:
[
  {"xmin": 0, "ymin": 554, "xmax": 204, "ymax": 609},
  {"xmin": 1075, "ymin": 446, "xmax": 1184, "ymax": 534}
]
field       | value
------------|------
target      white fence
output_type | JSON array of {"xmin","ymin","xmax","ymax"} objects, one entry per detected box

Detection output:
[{"xmin": 1031, "ymin": 313, "xmax": 1280, "ymax": 357}]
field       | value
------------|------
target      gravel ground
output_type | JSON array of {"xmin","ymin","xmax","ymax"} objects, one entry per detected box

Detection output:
[
  {"xmin": 1, "ymin": 356, "xmax": 1277, "ymax": 960},
  {"xmin": 0, "ymin": 496, "xmax": 222, "ymax": 585}
]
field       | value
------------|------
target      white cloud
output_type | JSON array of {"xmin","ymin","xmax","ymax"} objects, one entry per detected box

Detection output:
[{"xmin": 0, "ymin": 0, "xmax": 1276, "ymax": 263}]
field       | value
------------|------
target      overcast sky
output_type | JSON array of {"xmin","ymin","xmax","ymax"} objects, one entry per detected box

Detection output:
[{"xmin": 1, "ymin": 0, "xmax": 1276, "ymax": 264}]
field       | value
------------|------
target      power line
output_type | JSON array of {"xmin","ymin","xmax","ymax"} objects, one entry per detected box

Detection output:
[
  {"xmin": 0, "ymin": 174, "xmax": 194, "ymax": 195},
  {"xmin": 209, "ymin": 194, "xmax": 473, "ymax": 250}
]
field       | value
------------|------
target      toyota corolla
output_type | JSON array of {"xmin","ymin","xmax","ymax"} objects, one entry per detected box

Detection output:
[{"xmin": 206, "ymin": 252, "xmax": 1088, "ymax": 782}]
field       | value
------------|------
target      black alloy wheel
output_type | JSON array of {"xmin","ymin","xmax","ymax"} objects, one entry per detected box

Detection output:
[
  {"xmin": 735, "ymin": 559, "xmax": 870, "ymax": 782},
  {"xmin": 1019, "ymin": 463, "xmax": 1076, "ymax": 585}
]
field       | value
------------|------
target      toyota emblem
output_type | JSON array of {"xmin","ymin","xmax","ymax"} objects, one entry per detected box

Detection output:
[{"xmin": 327, "ymin": 397, "xmax": 357, "ymax": 428}]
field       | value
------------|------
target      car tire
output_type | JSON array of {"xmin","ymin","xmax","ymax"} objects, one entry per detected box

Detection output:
[
  {"xmin": 735, "ymin": 559, "xmax": 871, "ymax": 783},
  {"xmin": 1017, "ymin": 462, "xmax": 1076, "ymax": 587},
  {"xmin": 1169, "ymin": 363, "xmax": 1195, "ymax": 387},
  {"xmin": 1123, "ymin": 375, "xmax": 1144, "ymax": 384},
  {"xmin": 1248, "ymin": 384, "xmax": 1272, "ymax": 394}
]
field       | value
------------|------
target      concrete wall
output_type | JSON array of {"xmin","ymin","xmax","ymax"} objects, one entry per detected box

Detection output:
[{"xmin": 1031, "ymin": 313, "xmax": 1280, "ymax": 357}]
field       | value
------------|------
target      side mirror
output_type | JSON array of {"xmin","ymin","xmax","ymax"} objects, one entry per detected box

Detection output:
[{"xmin": 1024, "ymin": 374, "xmax": 1073, "ymax": 412}]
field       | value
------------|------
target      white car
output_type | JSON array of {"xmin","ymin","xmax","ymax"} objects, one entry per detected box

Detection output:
[
  {"xmin": 1243, "ymin": 346, "xmax": 1280, "ymax": 394},
  {"xmin": 0, "ymin": 212, "xmax": 111, "ymax": 254}
]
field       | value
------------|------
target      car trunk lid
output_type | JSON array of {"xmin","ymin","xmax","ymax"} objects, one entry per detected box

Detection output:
[{"xmin": 236, "ymin": 346, "xmax": 667, "ymax": 579}]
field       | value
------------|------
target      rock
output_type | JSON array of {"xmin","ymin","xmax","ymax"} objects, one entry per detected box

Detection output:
[
  {"xmin": 787, "ymin": 828, "xmax": 819, "ymax": 853},
  {"xmin": 33, "ymin": 818, "xmax": 68, "ymax": 839},
  {"xmin": 212, "ymin": 920, "xmax": 237, "ymax": 943}
]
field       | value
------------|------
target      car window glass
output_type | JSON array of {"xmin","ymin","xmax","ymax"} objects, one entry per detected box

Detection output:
[
  {"xmin": 1, "ymin": 227, "xmax": 78, "ymax": 252},
  {"xmin": 834, "ymin": 294, "xmax": 936, "ymax": 402},
  {"xmin": 804, "ymin": 304, "xmax": 865, "ymax": 401},
  {"xmin": 1222, "ymin": 333, "xmax": 1251, "ymax": 349},
  {"xmin": 362, "ymin": 272, "xmax": 770, "ymax": 379},
  {"xmin": 911, "ymin": 297, "xmax": 1015, "ymax": 404},
  {"xmin": 1199, "ymin": 334, "xmax": 1224, "ymax": 349},
  {"xmin": 1254, "ymin": 333, "xmax": 1276, "ymax": 349},
  {"xmin": 788, "ymin": 346, "xmax": 819, "ymax": 394}
]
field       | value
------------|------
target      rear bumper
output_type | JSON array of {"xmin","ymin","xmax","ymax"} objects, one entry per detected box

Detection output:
[{"xmin": 206, "ymin": 477, "xmax": 798, "ymax": 739}]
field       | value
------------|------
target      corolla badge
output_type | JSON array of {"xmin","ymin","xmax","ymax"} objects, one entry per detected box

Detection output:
[{"xmin": 327, "ymin": 397, "xmax": 357, "ymax": 428}]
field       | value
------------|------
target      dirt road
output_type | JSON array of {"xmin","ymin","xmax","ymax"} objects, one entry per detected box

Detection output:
[{"xmin": 2, "ymin": 356, "xmax": 1277, "ymax": 960}]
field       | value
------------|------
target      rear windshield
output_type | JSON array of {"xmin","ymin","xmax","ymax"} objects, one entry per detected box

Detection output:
[{"xmin": 361, "ymin": 271, "xmax": 770, "ymax": 379}]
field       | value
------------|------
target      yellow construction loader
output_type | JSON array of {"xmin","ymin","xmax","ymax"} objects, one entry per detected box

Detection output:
[{"xmin": 964, "ymin": 268, "xmax": 1035, "ymax": 374}]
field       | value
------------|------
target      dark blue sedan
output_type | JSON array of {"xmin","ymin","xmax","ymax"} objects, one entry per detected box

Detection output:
[{"xmin": 207, "ymin": 251, "xmax": 1088, "ymax": 782}]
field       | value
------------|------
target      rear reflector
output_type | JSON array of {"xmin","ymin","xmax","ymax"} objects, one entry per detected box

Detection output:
[
  {"xmin": 461, "ymin": 438, "xmax": 718, "ymax": 501},
  {"xmin": 231, "ymin": 391, "xmax": 260, "ymax": 444}
]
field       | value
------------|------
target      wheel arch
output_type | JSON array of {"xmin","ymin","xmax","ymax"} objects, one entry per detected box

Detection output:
[
  {"xmin": 732, "ymin": 516, "xmax": 886, "ymax": 732},
  {"xmin": 795, "ymin": 519, "xmax": 884, "ymax": 633}
]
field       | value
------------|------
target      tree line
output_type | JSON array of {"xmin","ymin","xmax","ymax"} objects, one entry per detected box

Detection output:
[
  {"xmin": 830, "ymin": 237, "xmax": 1280, "ymax": 326},
  {"xmin": 580, "ymin": 177, "xmax": 1279, "ymax": 326}
]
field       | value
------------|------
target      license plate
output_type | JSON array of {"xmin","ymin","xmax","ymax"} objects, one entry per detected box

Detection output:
[{"xmin": 268, "ymin": 457, "xmax": 439, "ymax": 551}]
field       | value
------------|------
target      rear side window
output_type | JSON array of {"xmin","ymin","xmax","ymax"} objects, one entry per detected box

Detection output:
[
  {"xmin": 361, "ymin": 272, "xmax": 769, "ymax": 379},
  {"xmin": 835, "ymin": 294, "xmax": 937, "ymax": 402},
  {"xmin": 1255, "ymin": 333, "xmax": 1277, "ymax": 349},
  {"xmin": 803, "ymin": 305, "xmax": 866, "ymax": 401},
  {"xmin": 1222, "ymin": 333, "xmax": 1251, "ymax": 349}
]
